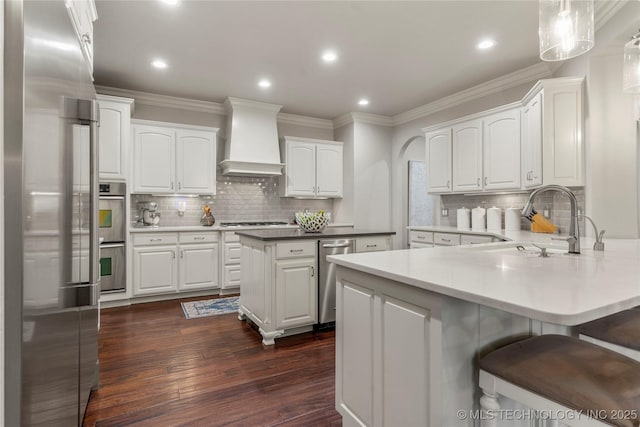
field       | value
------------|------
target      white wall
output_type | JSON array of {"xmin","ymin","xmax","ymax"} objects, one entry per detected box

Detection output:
[
  {"xmin": 553, "ymin": 0, "xmax": 640, "ymax": 238},
  {"xmin": 353, "ymin": 121, "xmax": 392, "ymax": 229},
  {"xmin": 333, "ymin": 123, "xmax": 354, "ymax": 224}
]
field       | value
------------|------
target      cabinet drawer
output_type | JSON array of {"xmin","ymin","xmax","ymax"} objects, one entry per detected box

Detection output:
[
  {"xmin": 356, "ymin": 236, "xmax": 389, "ymax": 253},
  {"xmin": 276, "ymin": 241, "xmax": 316, "ymax": 259},
  {"xmin": 409, "ymin": 230, "xmax": 434, "ymax": 244},
  {"xmin": 433, "ymin": 233, "xmax": 461, "ymax": 246},
  {"xmin": 223, "ymin": 231, "xmax": 240, "ymax": 242},
  {"xmin": 179, "ymin": 232, "xmax": 218, "ymax": 244},
  {"xmin": 132, "ymin": 233, "xmax": 178, "ymax": 246},
  {"xmin": 224, "ymin": 242, "xmax": 241, "ymax": 264},
  {"xmin": 223, "ymin": 265, "xmax": 241, "ymax": 288},
  {"xmin": 460, "ymin": 235, "xmax": 494, "ymax": 245},
  {"xmin": 410, "ymin": 242, "xmax": 433, "ymax": 249}
]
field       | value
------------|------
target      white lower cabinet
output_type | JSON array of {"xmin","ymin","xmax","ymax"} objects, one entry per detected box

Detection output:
[
  {"xmin": 239, "ymin": 238, "xmax": 317, "ymax": 345},
  {"xmin": 221, "ymin": 231, "xmax": 242, "ymax": 292},
  {"xmin": 179, "ymin": 244, "xmax": 219, "ymax": 291},
  {"xmin": 336, "ymin": 269, "xmax": 439, "ymax": 427},
  {"xmin": 133, "ymin": 246, "xmax": 178, "ymax": 296},
  {"xmin": 275, "ymin": 258, "xmax": 316, "ymax": 329},
  {"xmin": 132, "ymin": 232, "xmax": 219, "ymax": 297}
]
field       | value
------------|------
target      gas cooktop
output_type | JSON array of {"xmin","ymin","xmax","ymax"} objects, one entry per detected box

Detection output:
[{"xmin": 219, "ymin": 221, "xmax": 289, "ymax": 227}]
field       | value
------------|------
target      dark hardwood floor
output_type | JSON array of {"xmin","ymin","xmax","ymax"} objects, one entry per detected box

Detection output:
[{"xmin": 83, "ymin": 295, "xmax": 341, "ymax": 426}]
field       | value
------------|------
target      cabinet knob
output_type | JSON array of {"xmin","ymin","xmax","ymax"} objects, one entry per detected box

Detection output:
[
  {"xmin": 311, "ymin": 266, "xmax": 315, "ymax": 277},
  {"xmin": 477, "ymin": 177, "xmax": 480, "ymax": 186},
  {"xmin": 180, "ymin": 250, "xmax": 184, "ymax": 258},
  {"xmin": 82, "ymin": 33, "xmax": 91, "ymax": 45},
  {"xmin": 446, "ymin": 180, "xmax": 450, "ymax": 189},
  {"xmin": 171, "ymin": 182, "xmax": 174, "ymax": 190},
  {"xmin": 484, "ymin": 177, "xmax": 488, "ymax": 186},
  {"xmin": 178, "ymin": 182, "xmax": 181, "ymax": 190}
]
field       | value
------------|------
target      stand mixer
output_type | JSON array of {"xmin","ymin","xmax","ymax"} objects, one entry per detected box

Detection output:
[{"xmin": 137, "ymin": 202, "xmax": 161, "ymax": 226}]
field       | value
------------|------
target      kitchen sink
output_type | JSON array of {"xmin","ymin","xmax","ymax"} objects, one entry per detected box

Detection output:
[{"xmin": 464, "ymin": 241, "xmax": 572, "ymax": 257}]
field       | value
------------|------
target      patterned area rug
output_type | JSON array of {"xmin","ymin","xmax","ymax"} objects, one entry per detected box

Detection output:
[{"xmin": 181, "ymin": 296, "xmax": 239, "ymax": 319}]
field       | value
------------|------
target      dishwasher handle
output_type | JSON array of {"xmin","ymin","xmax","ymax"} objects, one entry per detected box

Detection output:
[{"xmin": 322, "ymin": 243, "xmax": 352, "ymax": 249}]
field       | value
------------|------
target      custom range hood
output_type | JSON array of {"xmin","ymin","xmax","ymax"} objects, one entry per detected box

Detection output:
[{"xmin": 219, "ymin": 97, "xmax": 285, "ymax": 176}]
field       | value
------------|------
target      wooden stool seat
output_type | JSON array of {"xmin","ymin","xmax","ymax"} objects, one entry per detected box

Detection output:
[
  {"xmin": 479, "ymin": 335, "xmax": 640, "ymax": 427},
  {"xmin": 579, "ymin": 309, "xmax": 640, "ymax": 354}
]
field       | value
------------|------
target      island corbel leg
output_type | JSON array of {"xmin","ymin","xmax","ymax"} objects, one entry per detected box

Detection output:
[
  {"xmin": 259, "ymin": 328, "xmax": 284, "ymax": 346},
  {"xmin": 479, "ymin": 390, "xmax": 500, "ymax": 427}
]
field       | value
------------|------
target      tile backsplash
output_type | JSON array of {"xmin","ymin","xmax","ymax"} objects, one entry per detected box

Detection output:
[
  {"xmin": 131, "ymin": 175, "xmax": 334, "ymax": 226},
  {"xmin": 439, "ymin": 188, "xmax": 585, "ymax": 234}
]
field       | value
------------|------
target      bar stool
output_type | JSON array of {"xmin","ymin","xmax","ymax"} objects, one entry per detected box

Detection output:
[
  {"xmin": 579, "ymin": 308, "xmax": 640, "ymax": 362},
  {"xmin": 479, "ymin": 334, "xmax": 640, "ymax": 427}
]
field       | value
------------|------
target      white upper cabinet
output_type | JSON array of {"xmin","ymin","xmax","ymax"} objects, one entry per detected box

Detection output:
[
  {"xmin": 316, "ymin": 143, "xmax": 343, "ymax": 197},
  {"xmin": 452, "ymin": 120, "xmax": 483, "ymax": 192},
  {"xmin": 176, "ymin": 130, "xmax": 216, "ymax": 193},
  {"xmin": 132, "ymin": 120, "xmax": 218, "ymax": 195},
  {"xmin": 540, "ymin": 77, "xmax": 584, "ymax": 187},
  {"xmin": 521, "ymin": 92, "xmax": 543, "ymax": 188},
  {"xmin": 280, "ymin": 136, "xmax": 343, "ymax": 198},
  {"xmin": 97, "ymin": 95, "xmax": 133, "ymax": 181},
  {"xmin": 425, "ymin": 129, "xmax": 452, "ymax": 193},
  {"xmin": 133, "ymin": 125, "xmax": 175, "ymax": 193},
  {"xmin": 483, "ymin": 109, "xmax": 521, "ymax": 190},
  {"xmin": 66, "ymin": 0, "xmax": 97, "ymax": 74}
]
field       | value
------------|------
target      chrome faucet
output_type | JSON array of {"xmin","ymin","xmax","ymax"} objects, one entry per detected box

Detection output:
[
  {"xmin": 581, "ymin": 214, "xmax": 605, "ymax": 251},
  {"xmin": 522, "ymin": 185, "xmax": 580, "ymax": 254}
]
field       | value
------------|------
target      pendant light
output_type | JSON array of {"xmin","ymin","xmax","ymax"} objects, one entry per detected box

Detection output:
[
  {"xmin": 623, "ymin": 31, "xmax": 640, "ymax": 93},
  {"xmin": 539, "ymin": 0, "xmax": 594, "ymax": 61}
]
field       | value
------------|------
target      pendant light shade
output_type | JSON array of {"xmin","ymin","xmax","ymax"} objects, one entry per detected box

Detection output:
[
  {"xmin": 539, "ymin": 0, "xmax": 594, "ymax": 61},
  {"xmin": 623, "ymin": 32, "xmax": 640, "ymax": 93}
]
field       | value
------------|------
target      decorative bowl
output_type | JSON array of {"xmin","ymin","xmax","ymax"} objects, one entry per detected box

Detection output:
[{"xmin": 295, "ymin": 211, "xmax": 329, "ymax": 233}]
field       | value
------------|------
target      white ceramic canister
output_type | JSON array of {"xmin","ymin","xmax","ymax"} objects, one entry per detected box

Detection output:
[
  {"xmin": 487, "ymin": 207, "xmax": 502, "ymax": 230},
  {"xmin": 471, "ymin": 207, "xmax": 486, "ymax": 231},
  {"xmin": 505, "ymin": 207, "xmax": 521, "ymax": 231},
  {"xmin": 457, "ymin": 207, "xmax": 471, "ymax": 230}
]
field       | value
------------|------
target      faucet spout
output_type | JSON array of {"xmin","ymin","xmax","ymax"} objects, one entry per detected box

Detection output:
[{"xmin": 522, "ymin": 185, "xmax": 580, "ymax": 254}]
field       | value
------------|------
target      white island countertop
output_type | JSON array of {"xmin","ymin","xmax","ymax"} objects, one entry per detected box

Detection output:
[{"xmin": 328, "ymin": 238, "xmax": 640, "ymax": 326}]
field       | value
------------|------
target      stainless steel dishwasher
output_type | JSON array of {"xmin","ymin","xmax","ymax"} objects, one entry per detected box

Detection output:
[{"xmin": 318, "ymin": 238, "xmax": 355, "ymax": 326}]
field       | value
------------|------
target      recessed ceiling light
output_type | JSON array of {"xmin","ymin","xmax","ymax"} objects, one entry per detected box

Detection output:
[
  {"xmin": 151, "ymin": 59, "xmax": 168, "ymax": 69},
  {"xmin": 258, "ymin": 79, "xmax": 271, "ymax": 88},
  {"xmin": 477, "ymin": 39, "xmax": 496, "ymax": 50},
  {"xmin": 322, "ymin": 50, "xmax": 338, "ymax": 63},
  {"xmin": 159, "ymin": 0, "xmax": 179, "ymax": 5},
  {"xmin": 358, "ymin": 98, "xmax": 369, "ymax": 106}
]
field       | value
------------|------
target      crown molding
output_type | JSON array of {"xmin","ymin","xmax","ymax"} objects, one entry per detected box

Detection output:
[
  {"xmin": 277, "ymin": 113, "xmax": 334, "ymax": 129},
  {"xmin": 594, "ymin": 0, "xmax": 627, "ymax": 31},
  {"xmin": 392, "ymin": 62, "xmax": 553, "ymax": 126},
  {"xmin": 332, "ymin": 112, "xmax": 394, "ymax": 128},
  {"xmin": 95, "ymin": 85, "xmax": 226, "ymax": 115}
]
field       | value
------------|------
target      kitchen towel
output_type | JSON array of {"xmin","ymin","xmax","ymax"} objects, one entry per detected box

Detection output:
[
  {"xmin": 457, "ymin": 207, "xmax": 471, "ymax": 230},
  {"xmin": 471, "ymin": 207, "xmax": 486, "ymax": 231},
  {"xmin": 505, "ymin": 208, "xmax": 521, "ymax": 231},
  {"xmin": 487, "ymin": 207, "xmax": 502, "ymax": 230}
]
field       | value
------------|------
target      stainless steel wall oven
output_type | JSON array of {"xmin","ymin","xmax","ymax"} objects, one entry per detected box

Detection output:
[{"xmin": 99, "ymin": 182, "xmax": 126, "ymax": 292}]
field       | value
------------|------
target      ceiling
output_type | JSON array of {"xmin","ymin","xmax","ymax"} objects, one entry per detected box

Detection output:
[{"xmin": 94, "ymin": 1, "xmax": 550, "ymax": 119}]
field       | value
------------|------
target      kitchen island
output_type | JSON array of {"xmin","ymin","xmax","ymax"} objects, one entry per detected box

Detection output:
[
  {"xmin": 328, "ymin": 239, "xmax": 640, "ymax": 427},
  {"xmin": 236, "ymin": 228, "xmax": 395, "ymax": 344}
]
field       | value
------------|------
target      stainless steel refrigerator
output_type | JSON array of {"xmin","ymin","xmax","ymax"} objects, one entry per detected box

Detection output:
[{"xmin": 4, "ymin": 0, "xmax": 100, "ymax": 425}]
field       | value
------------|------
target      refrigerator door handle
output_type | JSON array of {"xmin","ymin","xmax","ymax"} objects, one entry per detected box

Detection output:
[{"xmin": 81, "ymin": 99, "xmax": 101, "ymax": 287}]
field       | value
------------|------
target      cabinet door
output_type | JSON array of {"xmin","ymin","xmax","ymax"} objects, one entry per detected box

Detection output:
[
  {"xmin": 179, "ymin": 244, "xmax": 219, "ymax": 291},
  {"xmin": 133, "ymin": 125, "xmax": 175, "ymax": 193},
  {"xmin": 285, "ymin": 141, "xmax": 316, "ymax": 197},
  {"xmin": 483, "ymin": 110, "xmax": 521, "ymax": 190},
  {"xmin": 176, "ymin": 130, "xmax": 216, "ymax": 194},
  {"xmin": 316, "ymin": 143, "xmax": 343, "ymax": 197},
  {"xmin": 521, "ymin": 92, "xmax": 543, "ymax": 188},
  {"xmin": 542, "ymin": 79, "xmax": 584, "ymax": 186},
  {"xmin": 425, "ymin": 129, "xmax": 452, "ymax": 193},
  {"xmin": 133, "ymin": 246, "xmax": 178, "ymax": 295},
  {"xmin": 275, "ymin": 258, "xmax": 317, "ymax": 329},
  {"xmin": 452, "ymin": 120, "xmax": 483, "ymax": 192},
  {"xmin": 98, "ymin": 97, "xmax": 132, "ymax": 180}
]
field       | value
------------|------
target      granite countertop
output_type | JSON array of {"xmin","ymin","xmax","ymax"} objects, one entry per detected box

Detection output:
[
  {"xmin": 235, "ymin": 227, "xmax": 396, "ymax": 241},
  {"xmin": 328, "ymin": 237, "xmax": 640, "ymax": 326},
  {"xmin": 129, "ymin": 223, "xmax": 355, "ymax": 233}
]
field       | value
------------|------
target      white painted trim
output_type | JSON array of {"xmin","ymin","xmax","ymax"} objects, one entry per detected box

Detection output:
[
  {"xmin": 594, "ymin": 0, "xmax": 627, "ymax": 31},
  {"xmin": 224, "ymin": 97, "xmax": 282, "ymax": 113},
  {"xmin": 130, "ymin": 118, "xmax": 219, "ymax": 133},
  {"xmin": 218, "ymin": 160, "xmax": 284, "ymax": 176},
  {"xmin": 333, "ymin": 112, "xmax": 394, "ymax": 128},
  {"xmin": 282, "ymin": 135, "xmax": 344, "ymax": 146},
  {"xmin": 277, "ymin": 112, "xmax": 334, "ymax": 129},
  {"xmin": 396, "ymin": 62, "xmax": 553, "ymax": 126},
  {"xmin": 96, "ymin": 94, "xmax": 135, "ymax": 114}
]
